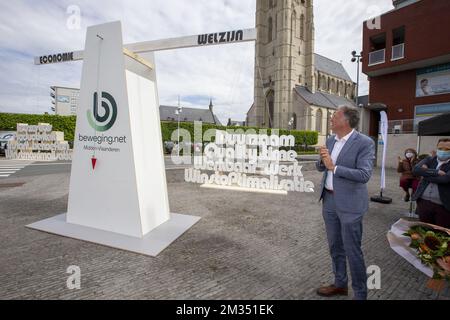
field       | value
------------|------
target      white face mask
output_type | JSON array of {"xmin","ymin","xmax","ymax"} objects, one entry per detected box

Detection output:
[{"xmin": 405, "ymin": 152, "xmax": 414, "ymax": 159}]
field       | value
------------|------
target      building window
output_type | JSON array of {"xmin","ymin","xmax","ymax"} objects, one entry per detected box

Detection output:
[
  {"xmin": 274, "ymin": 14, "xmax": 277, "ymax": 40},
  {"xmin": 292, "ymin": 11, "xmax": 297, "ymax": 38},
  {"xmin": 300, "ymin": 14, "xmax": 305, "ymax": 40},
  {"xmin": 369, "ymin": 33, "xmax": 386, "ymax": 66},
  {"xmin": 292, "ymin": 113, "xmax": 297, "ymax": 129},
  {"xmin": 268, "ymin": 17, "xmax": 273, "ymax": 43},
  {"xmin": 304, "ymin": 107, "xmax": 311, "ymax": 131},
  {"xmin": 392, "ymin": 26, "xmax": 405, "ymax": 46},
  {"xmin": 315, "ymin": 109, "xmax": 323, "ymax": 134},
  {"xmin": 392, "ymin": 26, "xmax": 405, "ymax": 61},
  {"xmin": 266, "ymin": 90, "xmax": 275, "ymax": 128}
]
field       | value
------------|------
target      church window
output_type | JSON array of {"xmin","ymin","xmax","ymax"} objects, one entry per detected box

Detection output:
[
  {"xmin": 274, "ymin": 14, "xmax": 277, "ymax": 39},
  {"xmin": 300, "ymin": 14, "xmax": 305, "ymax": 40},
  {"xmin": 292, "ymin": 11, "xmax": 297, "ymax": 38},
  {"xmin": 315, "ymin": 109, "xmax": 323, "ymax": 134},
  {"xmin": 267, "ymin": 91, "xmax": 275, "ymax": 128},
  {"xmin": 268, "ymin": 17, "xmax": 273, "ymax": 43}
]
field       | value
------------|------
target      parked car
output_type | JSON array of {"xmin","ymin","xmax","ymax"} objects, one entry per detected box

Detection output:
[
  {"xmin": 0, "ymin": 132, "xmax": 15, "ymax": 156},
  {"xmin": 164, "ymin": 141, "xmax": 175, "ymax": 154}
]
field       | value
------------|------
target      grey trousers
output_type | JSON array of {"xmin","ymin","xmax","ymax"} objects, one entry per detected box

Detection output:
[{"xmin": 322, "ymin": 191, "xmax": 367, "ymax": 300}]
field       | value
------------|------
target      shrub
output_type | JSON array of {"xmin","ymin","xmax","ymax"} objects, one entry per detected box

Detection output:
[
  {"xmin": 0, "ymin": 113, "xmax": 76, "ymax": 141},
  {"xmin": 0, "ymin": 113, "xmax": 319, "ymax": 147}
]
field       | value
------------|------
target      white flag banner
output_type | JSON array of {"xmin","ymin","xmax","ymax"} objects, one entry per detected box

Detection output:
[{"xmin": 380, "ymin": 111, "xmax": 388, "ymax": 190}]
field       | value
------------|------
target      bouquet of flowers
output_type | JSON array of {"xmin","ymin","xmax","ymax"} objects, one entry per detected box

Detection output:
[
  {"xmin": 387, "ymin": 219, "xmax": 450, "ymax": 283},
  {"xmin": 403, "ymin": 225, "xmax": 450, "ymax": 281}
]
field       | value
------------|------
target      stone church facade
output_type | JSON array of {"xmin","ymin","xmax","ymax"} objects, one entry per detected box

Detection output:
[{"xmin": 246, "ymin": 0, "xmax": 356, "ymax": 145}]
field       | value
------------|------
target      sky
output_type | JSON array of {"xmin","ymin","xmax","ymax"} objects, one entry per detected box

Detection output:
[{"xmin": 0, "ymin": 0, "xmax": 394, "ymax": 123}]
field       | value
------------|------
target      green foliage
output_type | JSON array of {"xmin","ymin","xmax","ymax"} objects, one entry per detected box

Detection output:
[
  {"xmin": 0, "ymin": 113, "xmax": 76, "ymax": 141},
  {"xmin": 161, "ymin": 121, "xmax": 318, "ymax": 146},
  {"xmin": 404, "ymin": 225, "xmax": 450, "ymax": 282},
  {"xmin": 0, "ymin": 113, "xmax": 319, "ymax": 146}
]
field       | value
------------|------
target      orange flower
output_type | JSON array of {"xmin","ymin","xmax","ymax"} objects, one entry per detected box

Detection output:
[
  {"xmin": 419, "ymin": 243, "xmax": 430, "ymax": 253},
  {"xmin": 437, "ymin": 256, "xmax": 450, "ymax": 273},
  {"xmin": 411, "ymin": 233, "xmax": 421, "ymax": 240}
]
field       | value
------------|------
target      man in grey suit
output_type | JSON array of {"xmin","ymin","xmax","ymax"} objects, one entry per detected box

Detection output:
[{"xmin": 315, "ymin": 105, "xmax": 375, "ymax": 300}]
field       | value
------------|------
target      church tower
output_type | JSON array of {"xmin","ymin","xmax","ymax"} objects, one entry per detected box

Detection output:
[{"xmin": 253, "ymin": 0, "xmax": 315, "ymax": 129}]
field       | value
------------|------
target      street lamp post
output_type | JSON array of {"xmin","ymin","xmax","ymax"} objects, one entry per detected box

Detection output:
[
  {"xmin": 175, "ymin": 95, "xmax": 182, "ymax": 157},
  {"xmin": 288, "ymin": 116, "xmax": 294, "ymax": 151},
  {"xmin": 351, "ymin": 50, "xmax": 363, "ymax": 130}
]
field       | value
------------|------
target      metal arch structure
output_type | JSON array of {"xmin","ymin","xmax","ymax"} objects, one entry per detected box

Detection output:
[
  {"xmin": 27, "ymin": 22, "xmax": 257, "ymax": 257},
  {"xmin": 34, "ymin": 27, "xmax": 257, "ymax": 66}
]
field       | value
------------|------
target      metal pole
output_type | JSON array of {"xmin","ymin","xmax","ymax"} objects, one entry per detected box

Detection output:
[
  {"xmin": 356, "ymin": 57, "xmax": 360, "ymax": 108},
  {"xmin": 177, "ymin": 95, "xmax": 180, "ymax": 157},
  {"xmin": 356, "ymin": 56, "xmax": 363, "ymax": 132}
]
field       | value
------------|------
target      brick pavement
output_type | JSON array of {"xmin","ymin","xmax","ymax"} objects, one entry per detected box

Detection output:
[{"xmin": 0, "ymin": 164, "xmax": 449, "ymax": 299}]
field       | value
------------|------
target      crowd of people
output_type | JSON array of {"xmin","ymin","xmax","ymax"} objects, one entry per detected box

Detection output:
[
  {"xmin": 314, "ymin": 105, "xmax": 450, "ymax": 300},
  {"xmin": 398, "ymin": 139, "xmax": 450, "ymax": 229}
]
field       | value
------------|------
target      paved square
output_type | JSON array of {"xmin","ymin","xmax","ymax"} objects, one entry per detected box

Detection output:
[{"xmin": 0, "ymin": 161, "xmax": 449, "ymax": 299}]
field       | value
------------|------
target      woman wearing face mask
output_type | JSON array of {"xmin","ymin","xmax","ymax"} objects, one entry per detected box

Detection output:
[
  {"xmin": 412, "ymin": 138, "xmax": 450, "ymax": 228},
  {"xmin": 397, "ymin": 148, "xmax": 420, "ymax": 202}
]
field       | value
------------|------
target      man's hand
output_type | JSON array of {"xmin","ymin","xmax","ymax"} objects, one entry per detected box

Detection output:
[
  {"xmin": 322, "ymin": 156, "xmax": 335, "ymax": 171},
  {"xmin": 422, "ymin": 164, "xmax": 428, "ymax": 169},
  {"xmin": 398, "ymin": 156, "xmax": 402, "ymax": 162},
  {"xmin": 319, "ymin": 146, "xmax": 329, "ymax": 159},
  {"xmin": 438, "ymin": 170, "xmax": 446, "ymax": 176},
  {"xmin": 319, "ymin": 146, "xmax": 335, "ymax": 171}
]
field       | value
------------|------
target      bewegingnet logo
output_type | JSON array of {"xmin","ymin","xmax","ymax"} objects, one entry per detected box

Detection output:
[{"xmin": 87, "ymin": 91, "xmax": 117, "ymax": 132}]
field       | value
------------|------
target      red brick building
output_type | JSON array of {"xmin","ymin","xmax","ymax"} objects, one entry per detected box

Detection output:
[{"xmin": 362, "ymin": 0, "xmax": 450, "ymax": 137}]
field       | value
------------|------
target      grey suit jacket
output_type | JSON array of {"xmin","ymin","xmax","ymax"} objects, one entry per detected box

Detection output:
[
  {"xmin": 316, "ymin": 131, "xmax": 375, "ymax": 213},
  {"xmin": 411, "ymin": 156, "xmax": 450, "ymax": 211}
]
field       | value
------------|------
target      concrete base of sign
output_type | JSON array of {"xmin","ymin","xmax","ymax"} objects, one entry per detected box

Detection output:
[
  {"xmin": 26, "ymin": 213, "xmax": 200, "ymax": 257},
  {"xmin": 200, "ymin": 183, "xmax": 287, "ymax": 195}
]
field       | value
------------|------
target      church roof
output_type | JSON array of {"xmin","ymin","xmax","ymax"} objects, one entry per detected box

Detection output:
[
  {"xmin": 159, "ymin": 105, "xmax": 221, "ymax": 125},
  {"xmin": 294, "ymin": 86, "xmax": 356, "ymax": 109},
  {"xmin": 314, "ymin": 53, "xmax": 353, "ymax": 82}
]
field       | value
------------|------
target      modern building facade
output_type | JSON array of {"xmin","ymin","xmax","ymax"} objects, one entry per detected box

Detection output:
[
  {"xmin": 50, "ymin": 86, "xmax": 79, "ymax": 116},
  {"xmin": 247, "ymin": 0, "xmax": 356, "ymax": 145},
  {"xmin": 362, "ymin": 0, "xmax": 450, "ymax": 137}
]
